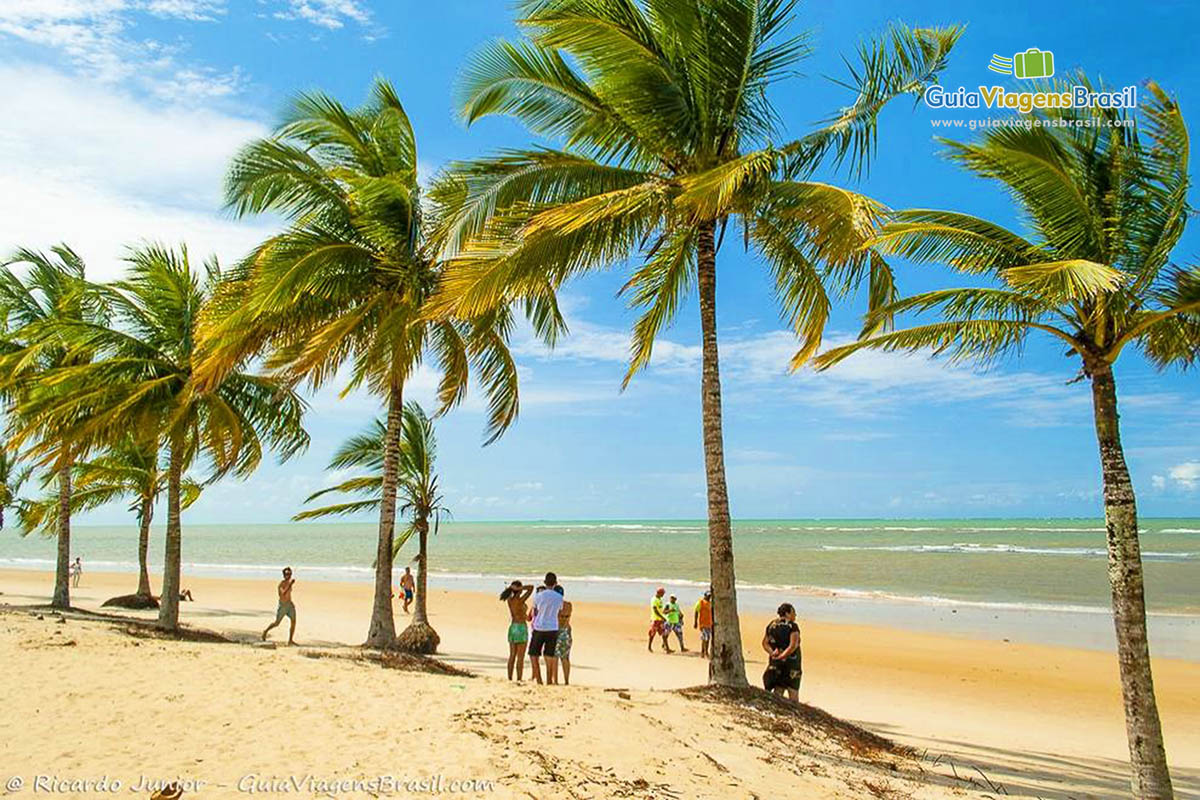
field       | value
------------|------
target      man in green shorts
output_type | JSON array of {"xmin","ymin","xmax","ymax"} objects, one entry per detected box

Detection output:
[{"xmin": 262, "ymin": 567, "xmax": 296, "ymax": 645}]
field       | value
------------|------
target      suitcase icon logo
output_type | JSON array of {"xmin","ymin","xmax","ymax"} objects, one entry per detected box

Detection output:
[{"xmin": 988, "ymin": 48, "xmax": 1055, "ymax": 79}]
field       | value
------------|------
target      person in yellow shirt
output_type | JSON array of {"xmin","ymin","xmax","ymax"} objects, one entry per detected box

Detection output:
[
  {"xmin": 647, "ymin": 587, "xmax": 671, "ymax": 653},
  {"xmin": 693, "ymin": 590, "xmax": 713, "ymax": 659}
]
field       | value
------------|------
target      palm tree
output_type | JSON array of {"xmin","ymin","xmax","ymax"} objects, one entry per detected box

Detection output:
[
  {"xmin": 6, "ymin": 244, "xmax": 308, "ymax": 630},
  {"xmin": 294, "ymin": 403, "xmax": 447, "ymax": 653},
  {"xmin": 0, "ymin": 448, "xmax": 33, "ymax": 531},
  {"xmin": 814, "ymin": 80, "xmax": 1193, "ymax": 799},
  {"xmin": 430, "ymin": 0, "xmax": 960, "ymax": 685},
  {"xmin": 22, "ymin": 436, "xmax": 202, "ymax": 604},
  {"xmin": 0, "ymin": 245, "xmax": 107, "ymax": 609},
  {"xmin": 202, "ymin": 79, "xmax": 530, "ymax": 649},
  {"xmin": 392, "ymin": 403, "xmax": 448, "ymax": 653}
]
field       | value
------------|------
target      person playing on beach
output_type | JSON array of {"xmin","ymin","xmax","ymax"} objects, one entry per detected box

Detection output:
[
  {"xmin": 556, "ymin": 594, "xmax": 573, "ymax": 685},
  {"xmin": 261, "ymin": 567, "xmax": 296, "ymax": 645},
  {"xmin": 70, "ymin": 557, "xmax": 82, "ymax": 588},
  {"xmin": 647, "ymin": 587, "xmax": 671, "ymax": 653},
  {"xmin": 500, "ymin": 580, "xmax": 534, "ymax": 680},
  {"xmin": 693, "ymin": 590, "xmax": 713, "ymax": 659},
  {"xmin": 528, "ymin": 572, "xmax": 564, "ymax": 685},
  {"xmin": 399, "ymin": 566, "xmax": 415, "ymax": 614},
  {"xmin": 179, "ymin": 589, "xmax": 194, "ymax": 602},
  {"xmin": 665, "ymin": 594, "xmax": 687, "ymax": 652},
  {"xmin": 761, "ymin": 602, "xmax": 801, "ymax": 702}
]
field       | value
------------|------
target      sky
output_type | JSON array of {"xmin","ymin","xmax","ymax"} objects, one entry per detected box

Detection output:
[{"xmin": 0, "ymin": 0, "xmax": 1197, "ymax": 523}]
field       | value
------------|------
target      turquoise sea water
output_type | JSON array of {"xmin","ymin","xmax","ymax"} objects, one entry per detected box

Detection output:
[{"xmin": 2, "ymin": 518, "xmax": 1197, "ymax": 614}]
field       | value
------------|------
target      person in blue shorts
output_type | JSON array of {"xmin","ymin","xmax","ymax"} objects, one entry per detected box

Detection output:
[{"xmin": 399, "ymin": 566, "xmax": 415, "ymax": 614}]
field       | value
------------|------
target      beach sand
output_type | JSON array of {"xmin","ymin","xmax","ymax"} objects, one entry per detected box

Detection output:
[{"xmin": 2, "ymin": 568, "xmax": 1198, "ymax": 799}]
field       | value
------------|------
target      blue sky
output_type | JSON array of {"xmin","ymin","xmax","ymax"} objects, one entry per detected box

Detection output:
[{"xmin": 0, "ymin": 0, "xmax": 1196, "ymax": 522}]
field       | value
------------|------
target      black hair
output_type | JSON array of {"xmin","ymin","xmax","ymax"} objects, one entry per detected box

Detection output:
[
  {"xmin": 500, "ymin": 580, "xmax": 522, "ymax": 601},
  {"xmin": 544, "ymin": 571, "xmax": 558, "ymax": 586},
  {"xmin": 777, "ymin": 602, "xmax": 795, "ymax": 617}
]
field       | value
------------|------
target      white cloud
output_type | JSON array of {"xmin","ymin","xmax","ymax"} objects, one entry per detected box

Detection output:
[
  {"xmin": 144, "ymin": 0, "xmax": 224, "ymax": 20},
  {"xmin": 274, "ymin": 0, "xmax": 371, "ymax": 31},
  {"xmin": 511, "ymin": 312, "xmax": 1090, "ymax": 425},
  {"xmin": 0, "ymin": 0, "xmax": 237, "ymax": 98},
  {"xmin": 1166, "ymin": 462, "xmax": 1200, "ymax": 490},
  {"xmin": 0, "ymin": 65, "xmax": 273, "ymax": 281}
]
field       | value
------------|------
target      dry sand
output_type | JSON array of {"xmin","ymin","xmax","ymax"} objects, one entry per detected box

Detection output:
[{"xmin": 2, "ymin": 568, "xmax": 1197, "ymax": 799}]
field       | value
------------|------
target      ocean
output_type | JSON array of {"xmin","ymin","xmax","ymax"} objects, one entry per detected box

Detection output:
[{"xmin": 2, "ymin": 517, "xmax": 1196, "ymax": 614}]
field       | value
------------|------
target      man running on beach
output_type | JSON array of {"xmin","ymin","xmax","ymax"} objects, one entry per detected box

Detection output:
[
  {"xmin": 647, "ymin": 587, "xmax": 671, "ymax": 653},
  {"xmin": 262, "ymin": 567, "xmax": 296, "ymax": 645},
  {"xmin": 399, "ymin": 566, "xmax": 415, "ymax": 614},
  {"xmin": 528, "ymin": 572, "xmax": 564, "ymax": 685},
  {"xmin": 693, "ymin": 590, "xmax": 713, "ymax": 659},
  {"xmin": 666, "ymin": 594, "xmax": 687, "ymax": 652}
]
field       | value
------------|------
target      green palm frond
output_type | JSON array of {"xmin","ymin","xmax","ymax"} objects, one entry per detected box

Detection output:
[
  {"xmin": 814, "ymin": 318, "xmax": 1046, "ymax": 370},
  {"xmin": 207, "ymin": 78, "xmax": 526, "ymax": 446},
  {"xmin": 870, "ymin": 209, "xmax": 1047, "ymax": 274},
  {"xmin": 437, "ymin": 4, "xmax": 961, "ymax": 394},
  {"xmin": 819, "ymin": 74, "xmax": 1197, "ymax": 379},
  {"xmin": 622, "ymin": 229, "xmax": 696, "ymax": 384},
  {"xmin": 1001, "ymin": 260, "xmax": 1126, "ymax": 302},
  {"xmin": 791, "ymin": 23, "xmax": 964, "ymax": 177},
  {"xmin": 295, "ymin": 403, "xmax": 449, "ymax": 540}
]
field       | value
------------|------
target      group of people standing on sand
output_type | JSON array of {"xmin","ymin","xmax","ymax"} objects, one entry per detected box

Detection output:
[
  {"xmin": 258, "ymin": 564, "xmax": 800, "ymax": 703},
  {"xmin": 500, "ymin": 571, "xmax": 573, "ymax": 685},
  {"xmin": 648, "ymin": 587, "xmax": 714, "ymax": 658}
]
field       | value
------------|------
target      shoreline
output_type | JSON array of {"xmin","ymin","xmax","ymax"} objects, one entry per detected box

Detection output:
[
  {"xmin": 2, "ymin": 565, "xmax": 1198, "ymax": 798},
  {"xmin": 9, "ymin": 559, "xmax": 1197, "ymax": 659}
]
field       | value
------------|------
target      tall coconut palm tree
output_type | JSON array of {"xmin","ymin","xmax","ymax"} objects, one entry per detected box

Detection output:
[
  {"xmin": 430, "ymin": 0, "xmax": 960, "ymax": 685},
  {"xmin": 21, "ymin": 436, "xmax": 203, "ymax": 604},
  {"xmin": 6, "ymin": 244, "xmax": 309, "ymax": 630},
  {"xmin": 294, "ymin": 403, "xmax": 447, "ymax": 653},
  {"xmin": 814, "ymin": 80, "xmax": 1193, "ymax": 799},
  {"xmin": 202, "ymin": 79, "xmax": 534, "ymax": 649},
  {"xmin": 0, "ymin": 245, "xmax": 108, "ymax": 609}
]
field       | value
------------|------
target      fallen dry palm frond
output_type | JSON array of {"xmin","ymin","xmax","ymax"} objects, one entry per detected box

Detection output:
[
  {"xmin": 676, "ymin": 684, "xmax": 909, "ymax": 757},
  {"xmin": 297, "ymin": 644, "xmax": 475, "ymax": 678}
]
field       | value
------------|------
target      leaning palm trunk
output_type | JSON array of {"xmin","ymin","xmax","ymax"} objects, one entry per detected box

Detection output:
[
  {"xmin": 1090, "ymin": 365, "xmax": 1174, "ymax": 799},
  {"xmin": 696, "ymin": 223, "xmax": 747, "ymax": 687},
  {"xmin": 51, "ymin": 457, "xmax": 72, "ymax": 609},
  {"xmin": 136, "ymin": 494, "xmax": 154, "ymax": 599},
  {"xmin": 157, "ymin": 443, "xmax": 184, "ymax": 630},
  {"xmin": 365, "ymin": 383, "xmax": 403, "ymax": 649},
  {"xmin": 397, "ymin": 516, "xmax": 440, "ymax": 654}
]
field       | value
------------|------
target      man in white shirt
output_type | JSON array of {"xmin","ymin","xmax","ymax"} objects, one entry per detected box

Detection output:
[{"xmin": 528, "ymin": 571, "xmax": 564, "ymax": 685}]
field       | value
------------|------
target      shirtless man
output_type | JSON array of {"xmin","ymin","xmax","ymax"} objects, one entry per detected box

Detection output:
[
  {"xmin": 262, "ymin": 567, "xmax": 296, "ymax": 645},
  {"xmin": 500, "ymin": 580, "xmax": 534, "ymax": 680},
  {"xmin": 399, "ymin": 566, "xmax": 415, "ymax": 614},
  {"xmin": 555, "ymin": 595, "xmax": 574, "ymax": 685}
]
